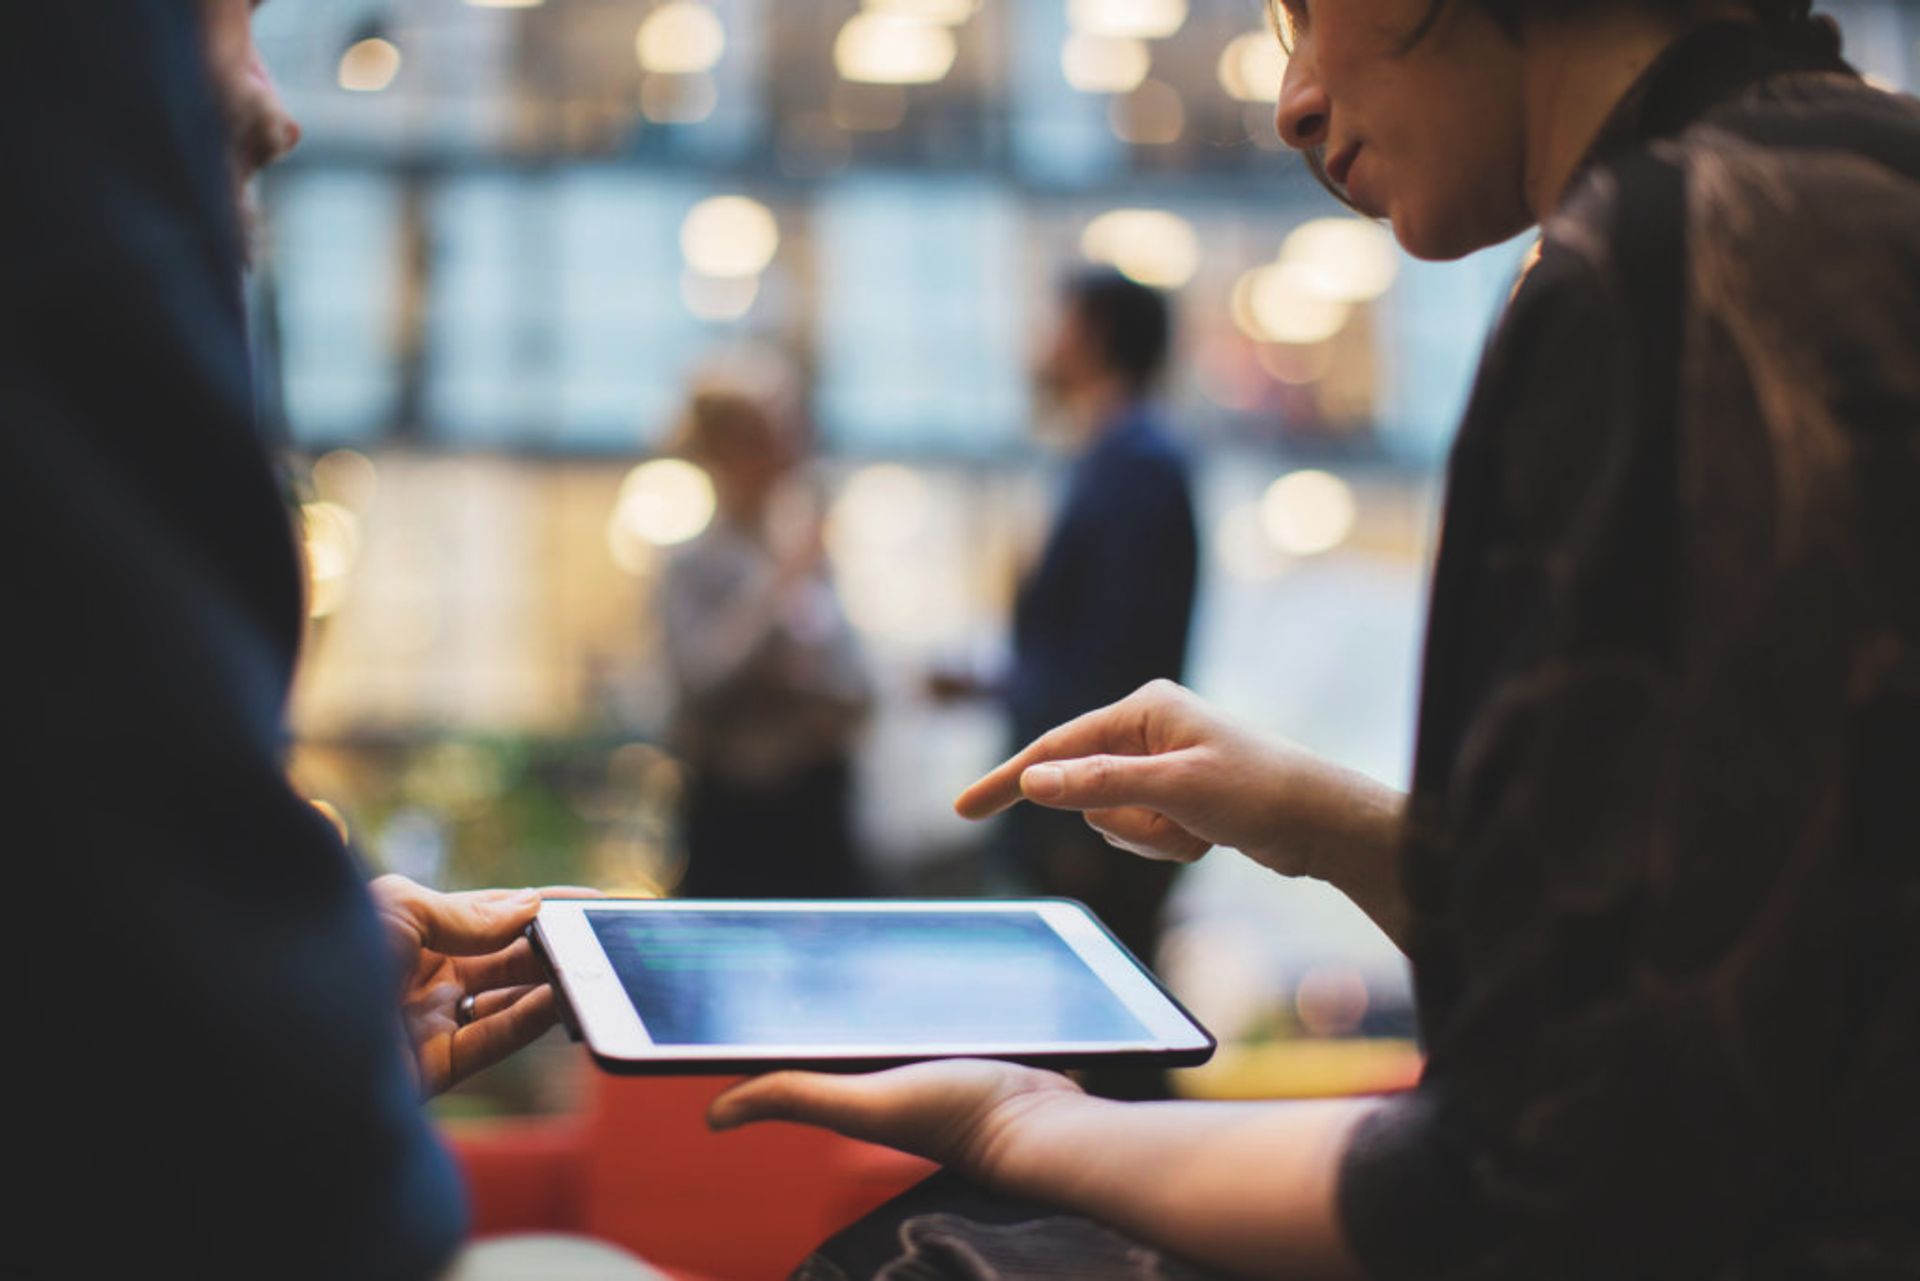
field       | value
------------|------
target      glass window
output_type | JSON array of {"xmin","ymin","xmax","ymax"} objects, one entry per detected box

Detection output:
[
  {"xmin": 816, "ymin": 177, "xmax": 1029, "ymax": 453},
  {"xmin": 552, "ymin": 171, "xmax": 705, "ymax": 450},
  {"xmin": 271, "ymin": 170, "xmax": 403, "ymax": 443},
  {"xmin": 427, "ymin": 173, "xmax": 557, "ymax": 444}
]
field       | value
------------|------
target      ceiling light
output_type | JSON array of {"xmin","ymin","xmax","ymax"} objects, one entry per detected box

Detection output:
[
  {"xmin": 1080, "ymin": 209, "xmax": 1199, "ymax": 289},
  {"xmin": 834, "ymin": 12, "xmax": 958, "ymax": 85},
  {"xmin": 636, "ymin": 2, "xmax": 726, "ymax": 76}
]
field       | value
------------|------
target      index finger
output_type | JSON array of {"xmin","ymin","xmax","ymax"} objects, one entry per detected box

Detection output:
[{"xmin": 953, "ymin": 701, "xmax": 1147, "ymax": 820}]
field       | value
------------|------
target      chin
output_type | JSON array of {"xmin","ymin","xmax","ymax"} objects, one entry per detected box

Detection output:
[
  {"xmin": 1391, "ymin": 201, "xmax": 1528, "ymax": 262},
  {"xmin": 1391, "ymin": 181, "xmax": 1536, "ymax": 261}
]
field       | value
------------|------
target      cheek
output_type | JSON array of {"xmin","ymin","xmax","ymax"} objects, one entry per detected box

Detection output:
[
  {"xmin": 200, "ymin": 0, "xmax": 250, "ymax": 58},
  {"xmin": 1038, "ymin": 329, "xmax": 1075, "ymax": 377},
  {"xmin": 1383, "ymin": 89, "xmax": 1530, "ymax": 259}
]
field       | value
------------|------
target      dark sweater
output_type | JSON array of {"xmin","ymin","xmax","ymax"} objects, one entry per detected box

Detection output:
[
  {"xmin": 1340, "ymin": 21, "xmax": 1920, "ymax": 1279},
  {"xmin": 2, "ymin": 4, "xmax": 464, "ymax": 1276}
]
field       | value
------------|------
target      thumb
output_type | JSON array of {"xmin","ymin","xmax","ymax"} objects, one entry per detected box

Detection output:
[
  {"xmin": 1018, "ymin": 750, "xmax": 1199, "ymax": 815},
  {"xmin": 409, "ymin": 887, "xmax": 544, "ymax": 957},
  {"xmin": 709, "ymin": 1072, "xmax": 856, "ymax": 1133}
]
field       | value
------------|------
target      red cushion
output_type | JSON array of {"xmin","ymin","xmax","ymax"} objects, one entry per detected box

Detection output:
[
  {"xmin": 581, "ymin": 1075, "xmax": 934, "ymax": 1280},
  {"xmin": 443, "ymin": 1116, "xmax": 591, "ymax": 1238}
]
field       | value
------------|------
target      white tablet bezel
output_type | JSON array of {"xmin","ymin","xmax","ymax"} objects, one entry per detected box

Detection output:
[{"xmin": 535, "ymin": 898, "xmax": 1213, "ymax": 1066}]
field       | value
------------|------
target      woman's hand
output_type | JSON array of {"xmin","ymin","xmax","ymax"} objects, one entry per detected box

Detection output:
[
  {"xmin": 957, "ymin": 681, "xmax": 1411, "ymax": 944},
  {"xmin": 708, "ymin": 1060, "xmax": 1088, "ymax": 1181},
  {"xmin": 370, "ymin": 875, "xmax": 580, "ymax": 1097},
  {"xmin": 712, "ymin": 1061, "xmax": 1375, "ymax": 1281},
  {"xmin": 957, "ymin": 681, "xmax": 1360, "ymax": 875}
]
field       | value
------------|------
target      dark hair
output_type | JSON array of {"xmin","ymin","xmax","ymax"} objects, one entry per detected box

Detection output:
[{"xmin": 1062, "ymin": 267, "xmax": 1173, "ymax": 395}]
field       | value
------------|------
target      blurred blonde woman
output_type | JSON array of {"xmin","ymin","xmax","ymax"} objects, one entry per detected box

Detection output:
[{"xmin": 657, "ymin": 371, "xmax": 873, "ymax": 899}]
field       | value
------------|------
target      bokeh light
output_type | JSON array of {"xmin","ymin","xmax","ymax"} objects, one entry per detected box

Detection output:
[
  {"xmin": 1068, "ymin": 0, "xmax": 1189, "ymax": 40},
  {"xmin": 680, "ymin": 195, "xmax": 779, "ymax": 278},
  {"xmin": 1281, "ymin": 218, "xmax": 1400, "ymax": 303},
  {"xmin": 1080, "ymin": 208, "xmax": 1199, "ymax": 289},
  {"xmin": 864, "ymin": 0, "xmax": 980, "ymax": 23},
  {"xmin": 337, "ymin": 39, "xmax": 402, "ymax": 93},
  {"xmin": 301, "ymin": 500, "xmax": 362, "ymax": 618},
  {"xmin": 1218, "ymin": 31, "xmax": 1287, "ymax": 103},
  {"xmin": 607, "ymin": 459, "xmax": 717, "ymax": 571},
  {"xmin": 1061, "ymin": 33, "xmax": 1150, "ymax": 94},
  {"xmin": 1260, "ymin": 469, "xmax": 1358, "ymax": 557},
  {"xmin": 635, "ymin": 2, "xmax": 727, "ymax": 76},
  {"xmin": 834, "ymin": 12, "xmax": 959, "ymax": 85},
  {"xmin": 1235, "ymin": 260, "xmax": 1352, "ymax": 345}
]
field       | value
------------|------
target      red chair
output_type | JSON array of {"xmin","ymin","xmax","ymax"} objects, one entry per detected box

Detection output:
[{"xmin": 445, "ymin": 1073, "xmax": 935, "ymax": 1281}]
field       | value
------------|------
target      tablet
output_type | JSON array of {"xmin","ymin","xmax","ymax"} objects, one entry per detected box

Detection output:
[{"xmin": 532, "ymin": 898, "xmax": 1216, "ymax": 1074}]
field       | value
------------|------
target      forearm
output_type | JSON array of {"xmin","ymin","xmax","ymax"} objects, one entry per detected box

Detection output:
[{"xmin": 985, "ymin": 1093, "xmax": 1379, "ymax": 1281}]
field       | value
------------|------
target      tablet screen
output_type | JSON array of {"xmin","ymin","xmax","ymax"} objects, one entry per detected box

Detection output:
[{"xmin": 585, "ymin": 906, "xmax": 1152, "ymax": 1047}]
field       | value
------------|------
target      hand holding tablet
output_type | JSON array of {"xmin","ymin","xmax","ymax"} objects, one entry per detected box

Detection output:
[
  {"xmin": 708, "ymin": 1055, "xmax": 1090, "ymax": 1183},
  {"xmin": 533, "ymin": 898, "xmax": 1214, "ymax": 1074}
]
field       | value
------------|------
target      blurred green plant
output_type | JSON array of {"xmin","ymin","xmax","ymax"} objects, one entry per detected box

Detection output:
[{"xmin": 291, "ymin": 733, "xmax": 684, "ymax": 895}]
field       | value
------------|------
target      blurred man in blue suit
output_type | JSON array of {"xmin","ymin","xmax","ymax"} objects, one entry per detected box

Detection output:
[{"xmin": 937, "ymin": 268, "xmax": 1199, "ymax": 1098}]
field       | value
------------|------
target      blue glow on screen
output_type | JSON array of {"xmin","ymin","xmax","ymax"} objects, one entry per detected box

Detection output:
[{"xmin": 586, "ymin": 909, "xmax": 1151, "ymax": 1047}]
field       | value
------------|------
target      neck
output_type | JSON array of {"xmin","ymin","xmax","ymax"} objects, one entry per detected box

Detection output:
[
  {"xmin": 1520, "ymin": 9, "xmax": 1719, "ymax": 218},
  {"xmin": 717, "ymin": 485, "xmax": 772, "ymax": 534},
  {"xmin": 1067, "ymin": 378, "xmax": 1137, "ymax": 442}
]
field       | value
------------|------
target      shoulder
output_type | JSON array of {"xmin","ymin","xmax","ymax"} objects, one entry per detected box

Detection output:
[
  {"xmin": 662, "ymin": 525, "xmax": 754, "ymax": 591},
  {"xmin": 1537, "ymin": 74, "xmax": 1920, "ymax": 441},
  {"xmin": 1550, "ymin": 73, "xmax": 1920, "ymax": 275},
  {"xmin": 1090, "ymin": 416, "xmax": 1192, "ymax": 491},
  {"xmin": 1675, "ymin": 74, "xmax": 1920, "ymax": 254},
  {"xmin": 1696, "ymin": 71, "xmax": 1920, "ymax": 185},
  {"xmin": 1551, "ymin": 74, "xmax": 1920, "ymax": 304}
]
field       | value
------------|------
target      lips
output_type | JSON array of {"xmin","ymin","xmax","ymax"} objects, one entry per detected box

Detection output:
[{"xmin": 1325, "ymin": 142, "xmax": 1362, "ymax": 191}]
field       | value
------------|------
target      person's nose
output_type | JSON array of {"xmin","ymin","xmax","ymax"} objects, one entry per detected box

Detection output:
[
  {"xmin": 1275, "ymin": 52, "xmax": 1330, "ymax": 153},
  {"xmin": 251, "ymin": 49, "xmax": 303, "ymax": 165}
]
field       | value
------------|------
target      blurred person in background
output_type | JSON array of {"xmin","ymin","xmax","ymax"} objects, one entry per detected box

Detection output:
[
  {"xmin": 932, "ymin": 267, "xmax": 1198, "ymax": 1101},
  {"xmin": 713, "ymin": 2, "xmax": 1920, "ymax": 1278},
  {"xmin": 660, "ymin": 370, "xmax": 874, "ymax": 899},
  {"xmin": 2, "ymin": 3, "xmax": 657, "ymax": 1276}
]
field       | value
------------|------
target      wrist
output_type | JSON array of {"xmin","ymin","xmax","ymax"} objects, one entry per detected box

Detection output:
[
  {"xmin": 1245, "ymin": 743, "xmax": 1337, "ymax": 879},
  {"xmin": 970, "ymin": 1087, "xmax": 1114, "ymax": 1195},
  {"xmin": 1252, "ymin": 750, "xmax": 1402, "ymax": 886}
]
